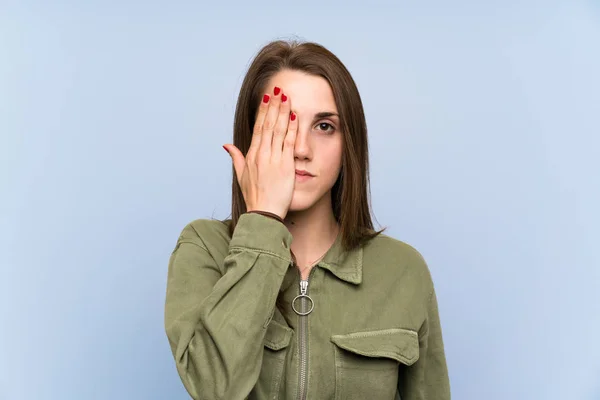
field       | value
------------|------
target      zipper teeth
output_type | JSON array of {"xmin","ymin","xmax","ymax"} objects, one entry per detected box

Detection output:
[
  {"xmin": 299, "ymin": 302, "xmax": 307, "ymax": 400},
  {"xmin": 297, "ymin": 268, "xmax": 315, "ymax": 400}
]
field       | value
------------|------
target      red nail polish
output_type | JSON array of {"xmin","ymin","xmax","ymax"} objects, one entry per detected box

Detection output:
[
  {"xmin": 274, "ymin": 86, "xmax": 281, "ymax": 95},
  {"xmin": 263, "ymin": 94, "xmax": 270, "ymax": 103},
  {"xmin": 223, "ymin": 145, "xmax": 229, "ymax": 153},
  {"xmin": 281, "ymin": 93, "xmax": 287, "ymax": 102},
  {"xmin": 290, "ymin": 112, "xmax": 296, "ymax": 121}
]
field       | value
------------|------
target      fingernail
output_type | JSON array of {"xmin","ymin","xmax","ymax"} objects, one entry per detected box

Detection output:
[
  {"xmin": 281, "ymin": 93, "xmax": 288, "ymax": 102},
  {"xmin": 274, "ymin": 86, "xmax": 281, "ymax": 96},
  {"xmin": 290, "ymin": 112, "xmax": 296, "ymax": 121},
  {"xmin": 222, "ymin": 145, "xmax": 229, "ymax": 154},
  {"xmin": 263, "ymin": 94, "xmax": 270, "ymax": 103}
]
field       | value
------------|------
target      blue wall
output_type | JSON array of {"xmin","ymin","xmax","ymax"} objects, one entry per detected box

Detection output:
[{"xmin": 2, "ymin": 1, "xmax": 599, "ymax": 399}]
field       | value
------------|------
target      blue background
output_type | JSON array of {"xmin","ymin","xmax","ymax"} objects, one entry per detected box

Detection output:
[{"xmin": 1, "ymin": 1, "xmax": 599, "ymax": 399}]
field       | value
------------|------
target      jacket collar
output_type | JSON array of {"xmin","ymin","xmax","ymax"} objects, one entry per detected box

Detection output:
[{"xmin": 317, "ymin": 231, "xmax": 363, "ymax": 285}]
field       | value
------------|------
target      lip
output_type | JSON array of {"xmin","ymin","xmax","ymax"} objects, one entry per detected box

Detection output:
[
  {"xmin": 295, "ymin": 169, "xmax": 314, "ymax": 182},
  {"xmin": 295, "ymin": 169, "xmax": 314, "ymax": 177}
]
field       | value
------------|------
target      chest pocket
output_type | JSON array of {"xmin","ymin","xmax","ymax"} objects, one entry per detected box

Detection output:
[
  {"xmin": 249, "ymin": 317, "xmax": 293, "ymax": 400},
  {"xmin": 330, "ymin": 328, "xmax": 419, "ymax": 400}
]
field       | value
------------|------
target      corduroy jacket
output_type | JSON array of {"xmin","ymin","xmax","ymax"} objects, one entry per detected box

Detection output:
[{"xmin": 165, "ymin": 212, "xmax": 450, "ymax": 399}]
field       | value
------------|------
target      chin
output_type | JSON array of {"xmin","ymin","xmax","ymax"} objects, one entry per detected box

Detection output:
[
  {"xmin": 288, "ymin": 189, "xmax": 329, "ymax": 213},
  {"xmin": 288, "ymin": 199, "xmax": 316, "ymax": 213}
]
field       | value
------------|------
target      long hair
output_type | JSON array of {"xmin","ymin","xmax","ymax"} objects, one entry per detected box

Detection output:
[{"xmin": 227, "ymin": 40, "xmax": 385, "ymax": 251}]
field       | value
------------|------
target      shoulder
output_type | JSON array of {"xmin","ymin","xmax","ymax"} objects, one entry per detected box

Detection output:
[
  {"xmin": 362, "ymin": 232, "xmax": 434, "ymax": 289},
  {"xmin": 176, "ymin": 217, "xmax": 232, "ymax": 251},
  {"xmin": 364, "ymin": 232, "xmax": 428, "ymax": 267}
]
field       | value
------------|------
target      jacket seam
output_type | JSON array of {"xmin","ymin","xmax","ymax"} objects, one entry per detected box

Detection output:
[
  {"xmin": 188, "ymin": 224, "xmax": 218, "ymax": 266},
  {"xmin": 333, "ymin": 328, "xmax": 416, "ymax": 339},
  {"xmin": 229, "ymin": 246, "xmax": 291, "ymax": 263},
  {"xmin": 340, "ymin": 349, "xmax": 414, "ymax": 362},
  {"xmin": 177, "ymin": 239, "xmax": 209, "ymax": 253}
]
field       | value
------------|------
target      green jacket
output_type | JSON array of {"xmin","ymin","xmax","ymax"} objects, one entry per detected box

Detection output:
[{"xmin": 165, "ymin": 213, "xmax": 450, "ymax": 400}]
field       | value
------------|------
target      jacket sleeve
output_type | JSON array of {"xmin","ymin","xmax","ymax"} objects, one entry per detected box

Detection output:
[
  {"xmin": 397, "ymin": 287, "xmax": 451, "ymax": 399},
  {"xmin": 164, "ymin": 213, "xmax": 293, "ymax": 400}
]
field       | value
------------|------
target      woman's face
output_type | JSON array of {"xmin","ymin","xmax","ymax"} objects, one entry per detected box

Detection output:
[{"xmin": 264, "ymin": 69, "xmax": 343, "ymax": 213}]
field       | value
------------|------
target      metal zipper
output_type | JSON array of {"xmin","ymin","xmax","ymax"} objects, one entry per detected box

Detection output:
[{"xmin": 296, "ymin": 268, "xmax": 316, "ymax": 400}]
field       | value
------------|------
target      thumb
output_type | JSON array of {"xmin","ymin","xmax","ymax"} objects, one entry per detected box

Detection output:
[{"xmin": 223, "ymin": 144, "xmax": 245, "ymax": 183}]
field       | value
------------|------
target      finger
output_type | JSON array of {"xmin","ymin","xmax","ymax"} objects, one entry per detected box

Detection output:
[
  {"xmin": 259, "ymin": 86, "xmax": 282, "ymax": 159},
  {"xmin": 282, "ymin": 110, "xmax": 298, "ymax": 160},
  {"xmin": 224, "ymin": 144, "xmax": 245, "ymax": 186},
  {"xmin": 247, "ymin": 93, "xmax": 271, "ymax": 160},
  {"xmin": 271, "ymin": 92, "xmax": 291, "ymax": 160}
]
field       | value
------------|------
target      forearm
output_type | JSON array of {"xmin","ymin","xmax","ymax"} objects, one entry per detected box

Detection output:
[{"xmin": 165, "ymin": 213, "xmax": 293, "ymax": 399}]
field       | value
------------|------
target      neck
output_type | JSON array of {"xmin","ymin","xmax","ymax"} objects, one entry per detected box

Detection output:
[{"xmin": 284, "ymin": 192, "xmax": 340, "ymax": 268}]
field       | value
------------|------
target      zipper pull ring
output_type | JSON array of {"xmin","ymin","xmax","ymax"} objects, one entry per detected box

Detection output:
[{"xmin": 292, "ymin": 279, "xmax": 314, "ymax": 316}]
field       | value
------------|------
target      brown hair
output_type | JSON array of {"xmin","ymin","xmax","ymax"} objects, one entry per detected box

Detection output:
[{"xmin": 227, "ymin": 39, "xmax": 385, "ymax": 251}]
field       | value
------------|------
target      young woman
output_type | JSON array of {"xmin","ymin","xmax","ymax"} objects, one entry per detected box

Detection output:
[{"xmin": 165, "ymin": 40, "xmax": 450, "ymax": 400}]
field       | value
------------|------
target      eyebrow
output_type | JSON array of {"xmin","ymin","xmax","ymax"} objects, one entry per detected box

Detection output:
[{"xmin": 314, "ymin": 112, "xmax": 339, "ymax": 119}]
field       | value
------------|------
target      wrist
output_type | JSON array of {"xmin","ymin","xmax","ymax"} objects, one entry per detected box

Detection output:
[
  {"xmin": 246, "ymin": 210, "xmax": 286, "ymax": 224},
  {"xmin": 231, "ymin": 213, "xmax": 293, "ymax": 265}
]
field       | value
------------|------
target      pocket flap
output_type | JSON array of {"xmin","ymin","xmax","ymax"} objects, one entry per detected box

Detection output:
[
  {"xmin": 264, "ymin": 318, "xmax": 293, "ymax": 351},
  {"xmin": 330, "ymin": 328, "xmax": 419, "ymax": 366}
]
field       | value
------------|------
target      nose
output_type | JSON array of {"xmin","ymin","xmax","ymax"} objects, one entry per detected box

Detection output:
[{"xmin": 293, "ymin": 124, "xmax": 312, "ymax": 161}]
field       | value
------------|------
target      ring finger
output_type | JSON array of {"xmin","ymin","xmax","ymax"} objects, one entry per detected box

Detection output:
[{"xmin": 258, "ymin": 86, "xmax": 282, "ymax": 160}]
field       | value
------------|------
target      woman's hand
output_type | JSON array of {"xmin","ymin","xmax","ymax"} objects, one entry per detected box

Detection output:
[{"xmin": 223, "ymin": 87, "xmax": 298, "ymax": 220}]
